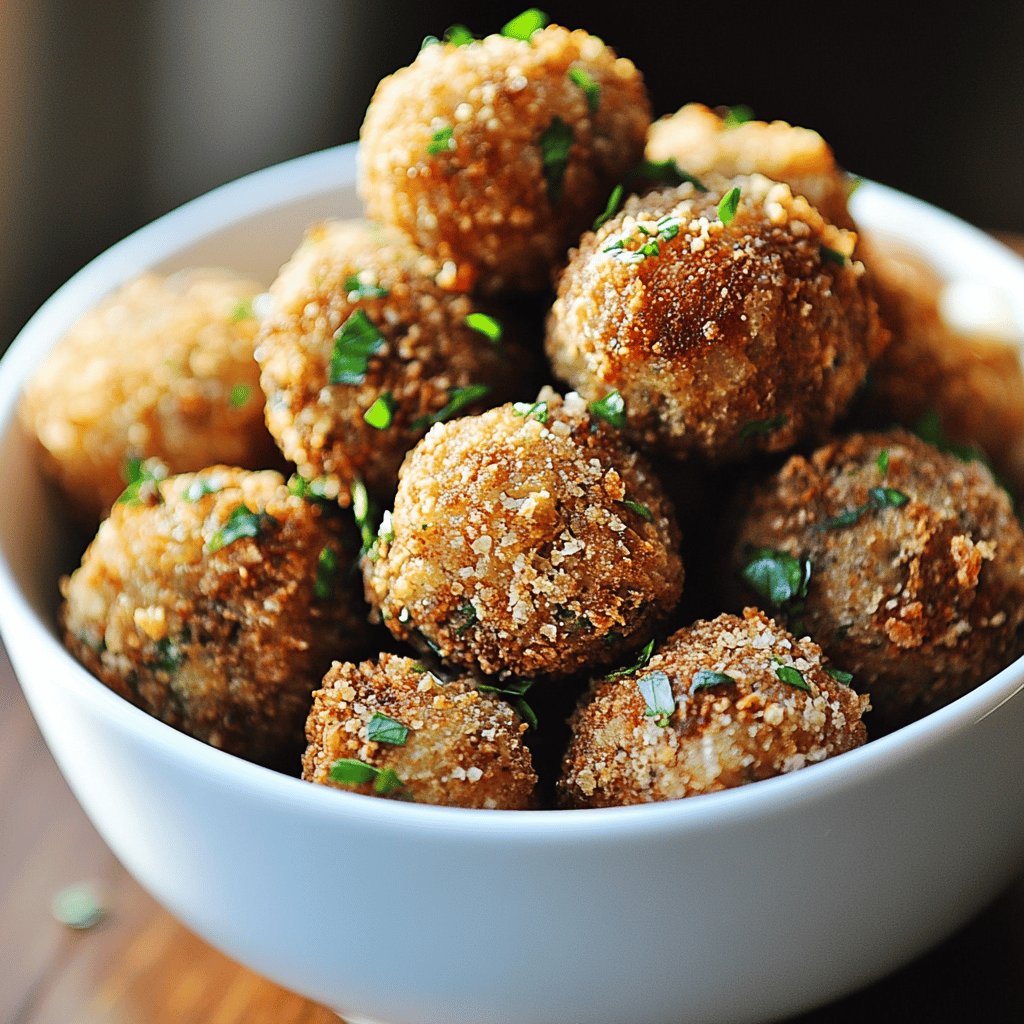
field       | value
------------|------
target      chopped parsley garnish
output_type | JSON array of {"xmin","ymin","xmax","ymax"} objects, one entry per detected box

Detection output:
[
  {"xmin": 501, "ymin": 8, "xmax": 548, "ymax": 40},
  {"xmin": 740, "ymin": 415, "xmax": 787, "ymax": 440},
  {"xmin": 184, "ymin": 475, "xmax": 222, "ymax": 502},
  {"xmin": 618, "ymin": 499, "xmax": 654, "ymax": 523},
  {"xmin": 464, "ymin": 312, "xmax": 503, "ymax": 345},
  {"xmin": 314, "ymin": 545, "xmax": 338, "ymax": 600},
  {"xmin": 717, "ymin": 186, "xmax": 741, "ymax": 226},
  {"xmin": 206, "ymin": 504, "xmax": 275, "ymax": 553},
  {"xmin": 344, "ymin": 275, "xmax": 389, "ymax": 301},
  {"xmin": 453, "ymin": 601, "xmax": 478, "ymax": 636},
  {"xmin": 51, "ymin": 883, "xmax": 105, "ymax": 931},
  {"xmin": 367, "ymin": 712, "xmax": 410, "ymax": 746},
  {"xmin": 116, "ymin": 457, "xmax": 166, "ymax": 507},
  {"xmin": 691, "ymin": 669, "xmax": 736, "ymax": 692},
  {"xmin": 826, "ymin": 667, "xmax": 854, "ymax": 685},
  {"xmin": 593, "ymin": 184, "xmax": 624, "ymax": 230},
  {"xmin": 329, "ymin": 309, "xmax": 385, "ymax": 385},
  {"xmin": 150, "ymin": 636, "xmax": 185, "ymax": 674},
  {"xmin": 870, "ymin": 486, "xmax": 909, "ymax": 509},
  {"xmin": 637, "ymin": 670, "xmax": 675, "ymax": 727},
  {"xmin": 513, "ymin": 400, "xmax": 548, "ymax": 423},
  {"xmin": 288, "ymin": 474, "xmax": 333, "ymax": 501},
  {"xmin": 427, "ymin": 125, "xmax": 455, "ymax": 155},
  {"xmin": 589, "ymin": 389, "xmax": 626, "ymax": 429},
  {"xmin": 351, "ymin": 478, "xmax": 380, "ymax": 556},
  {"xmin": 363, "ymin": 391, "xmax": 397, "ymax": 430},
  {"xmin": 228, "ymin": 383, "xmax": 252, "ymax": 408},
  {"xmin": 741, "ymin": 547, "xmax": 812, "ymax": 609},
  {"xmin": 477, "ymin": 678, "xmax": 538, "ymax": 729},
  {"xmin": 913, "ymin": 409, "xmax": 987, "ymax": 464},
  {"xmin": 722, "ymin": 104, "xmax": 755, "ymax": 129},
  {"xmin": 568, "ymin": 65, "xmax": 600, "ymax": 112},
  {"xmin": 606, "ymin": 638, "xmax": 655, "ymax": 679},
  {"xmin": 820, "ymin": 486, "xmax": 910, "ymax": 531},
  {"xmin": 230, "ymin": 299, "xmax": 254, "ymax": 323},
  {"xmin": 876, "ymin": 448, "xmax": 890, "ymax": 477},
  {"xmin": 411, "ymin": 384, "xmax": 491, "ymax": 430},
  {"xmin": 820, "ymin": 245, "xmax": 848, "ymax": 267},
  {"xmin": 420, "ymin": 34, "xmax": 440, "ymax": 49},
  {"xmin": 329, "ymin": 758, "xmax": 408, "ymax": 796},
  {"xmin": 775, "ymin": 665, "xmax": 811, "ymax": 692},
  {"xmin": 630, "ymin": 158, "xmax": 707, "ymax": 192},
  {"xmin": 443, "ymin": 24, "xmax": 474, "ymax": 46},
  {"xmin": 604, "ymin": 214, "xmax": 682, "ymax": 264},
  {"xmin": 540, "ymin": 116, "xmax": 574, "ymax": 205}
]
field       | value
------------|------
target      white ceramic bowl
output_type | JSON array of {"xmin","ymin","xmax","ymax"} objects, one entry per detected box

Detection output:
[{"xmin": 2, "ymin": 145, "xmax": 1024, "ymax": 1024}]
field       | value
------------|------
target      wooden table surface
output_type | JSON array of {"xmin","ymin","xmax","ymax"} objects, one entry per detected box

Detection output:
[{"xmin": 4, "ymin": 234, "xmax": 1024, "ymax": 1024}]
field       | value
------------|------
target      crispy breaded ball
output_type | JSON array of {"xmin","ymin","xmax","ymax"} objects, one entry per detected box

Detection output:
[
  {"xmin": 256, "ymin": 220, "xmax": 523, "ymax": 506},
  {"xmin": 358, "ymin": 24, "xmax": 650, "ymax": 293},
  {"xmin": 853, "ymin": 239, "xmax": 1024, "ymax": 497},
  {"xmin": 302, "ymin": 654, "xmax": 536, "ymax": 808},
  {"xmin": 364, "ymin": 390, "xmax": 683, "ymax": 679},
  {"xmin": 546, "ymin": 174, "xmax": 888, "ymax": 462},
  {"xmin": 646, "ymin": 103, "xmax": 853, "ymax": 227},
  {"xmin": 733, "ymin": 431, "xmax": 1024, "ymax": 729},
  {"xmin": 61, "ymin": 467, "xmax": 366, "ymax": 766},
  {"xmin": 20, "ymin": 269, "xmax": 278, "ymax": 524},
  {"xmin": 559, "ymin": 608, "xmax": 868, "ymax": 807}
]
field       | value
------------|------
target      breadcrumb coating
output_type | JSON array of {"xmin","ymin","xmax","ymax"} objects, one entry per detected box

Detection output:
[
  {"xmin": 358, "ymin": 24, "xmax": 650, "ymax": 292},
  {"xmin": 20, "ymin": 269, "xmax": 278, "ymax": 524},
  {"xmin": 559, "ymin": 608, "xmax": 868, "ymax": 807},
  {"xmin": 302, "ymin": 654, "xmax": 537, "ymax": 808},
  {"xmin": 256, "ymin": 220, "xmax": 523, "ymax": 505},
  {"xmin": 647, "ymin": 103, "xmax": 853, "ymax": 227},
  {"xmin": 61, "ymin": 467, "xmax": 366, "ymax": 766},
  {"xmin": 734, "ymin": 431, "xmax": 1024, "ymax": 728},
  {"xmin": 546, "ymin": 174, "xmax": 888, "ymax": 461},
  {"xmin": 364, "ymin": 390, "xmax": 683, "ymax": 679}
]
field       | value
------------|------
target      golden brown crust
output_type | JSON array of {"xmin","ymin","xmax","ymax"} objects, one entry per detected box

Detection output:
[
  {"xmin": 302, "ymin": 654, "xmax": 537, "ymax": 808},
  {"xmin": 61, "ymin": 467, "xmax": 367, "ymax": 765},
  {"xmin": 255, "ymin": 220, "xmax": 525, "ymax": 506},
  {"xmin": 546, "ymin": 174, "xmax": 889, "ymax": 462},
  {"xmin": 358, "ymin": 24, "xmax": 650, "ymax": 293},
  {"xmin": 733, "ymin": 430, "xmax": 1024, "ymax": 728},
  {"xmin": 363, "ymin": 390, "xmax": 683, "ymax": 679},
  {"xmin": 19, "ymin": 269, "xmax": 279, "ymax": 525},
  {"xmin": 559, "ymin": 608, "xmax": 868, "ymax": 807},
  {"xmin": 646, "ymin": 103, "xmax": 853, "ymax": 227}
]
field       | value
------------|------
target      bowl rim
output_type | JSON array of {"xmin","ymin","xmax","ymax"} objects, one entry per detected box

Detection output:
[{"xmin": 2, "ymin": 142, "xmax": 1024, "ymax": 839}]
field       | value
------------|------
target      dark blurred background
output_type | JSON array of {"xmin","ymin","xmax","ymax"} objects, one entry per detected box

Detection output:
[{"xmin": 3, "ymin": 0, "xmax": 1023, "ymax": 353}]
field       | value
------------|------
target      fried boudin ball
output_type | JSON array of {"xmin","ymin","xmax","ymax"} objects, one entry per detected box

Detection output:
[
  {"xmin": 364, "ymin": 390, "xmax": 683, "ymax": 679},
  {"xmin": 20, "ymin": 269, "xmax": 278, "ymax": 524},
  {"xmin": 559, "ymin": 608, "xmax": 868, "ymax": 807},
  {"xmin": 733, "ymin": 431, "xmax": 1024, "ymax": 728},
  {"xmin": 546, "ymin": 174, "xmax": 888, "ymax": 463},
  {"xmin": 358, "ymin": 23, "xmax": 650, "ymax": 293},
  {"xmin": 61, "ymin": 467, "xmax": 366, "ymax": 766},
  {"xmin": 256, "ymin": 220, "xmax": 523, "ymax": 506},
  {"xmin": 302, "ymin": 654, "xmax": 536, "ymax": 808},
  {"xmin": 646, "ymin": 103, "xmax": 852, "ymax": 227}
]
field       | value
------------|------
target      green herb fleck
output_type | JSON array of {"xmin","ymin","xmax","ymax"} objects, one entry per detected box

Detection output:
[
  {"xmin": 329, "ymin": 758, "xmax": 408, "ymax": 796},
  {"xmin": 718, "ymin": 186, "xmax": 741, "ymax": 226},
  {"xmin": 568, "ymin": 65, "xmax": 600, "ymax": 112},
  {"xmin": 589, "ymin": 389, "xmax": 626, "ymax": 429},
  {"xmin": 618, "ymin": 499, "xmax": 654, "ymax": 523},
  {"xmin": 826, "ymin": 667, "xmax": 854, "ymax": 685},
  {"xmin": 722, "ymin": 104, "xmax": 755, "ymax": 129},
  {"xmin": 465, "ymin": 312, "xmax": 503, "ymax": 345},
  {"xmin": 51, "ymin": 883, "xmax": 105, "ymax": 931},
  {"xmin": 477, "ymin": 678, "xmax": 538, "ymax": 730},
  {"xmin": 427, "ymin": 125, "xmax": 455, "ymax": 155},
  {"xmin": 868, "ymin": 486, "xmax": 909, "ymax": 509},
  {"xmin": 329, "ymin": 309, "xmax": 385, "ymax": 385},
  {"xmin": 540, "ymin": 116, "xmax": 574, "ymax": 204},
  {"xmin": 501, "ymin": 8, "xmax": 548, "ymax": 40},
  {"xmin": 876, "ymin": 448, "xmax": 890, "ymax": 477},
  {"xmin": 820, "ymin": 245, "xmax": 848, "ymax": 267},
  {"xmin": 314, "ymin": 545, "xmax": 338, "ymax": 600},
  {"xmin": 741, "ymin": 547, "xmax": 812, "ymax": 608},
  {"xmin": 420, "ymin": 34, "xmax": 440, "ymax": 49},
  {"xmin": 150, "ymin": 636, "xmax": 185, "ymax": 674},
  {"xmin": 184, "ymin": 475, "xmax": 222, "ymax": 502},
  {"xmin": 443, "ymin": 24, "xmax": 474, "ymax": 46},
  {"xmin": 606, "ymin": 638, "xmax": 656, "ymax": 679},
  {"xmin": 453, "ymin": 601, "xmax": 478, "ymax": 636},
  {"xmin": 630, "ymin": 158, "xmax": 708, "ymax": 192},
  {"xmin": 351, "ymin": 478, "xmax": 379, "ymax": 557},
  {"xmin": 776, "ymin": 665, "xmax": 811, "ymax": 692},
  {"xmin": 230, "ymin": 298, "xmax": 254, "ymax": 323},
  {"xmin": 363, "ymin": 392, "xmax": 398, "ymax": 430},
  {"xmin": 740, "ymin": 415, "xmax": 788, "ymax": 440},
  {"xmin": 691, "ymin": 669, "xmax": 736, "ymax": 692},
  {"xmin": 344, "ymin": 275, "xmax": 389, "ymax": 300},
  {"xmin": 513, "ymin": 400, "xmax": 548, "ymax": 423},
  {"xmin": 637, "ymin": 670, "xmax": 675, "ymax": 727},
  {"xmin": 411, "ymin": 384, "xmax": 491, "ymax": 430},
  {"xmin": 116, "ymin": 457, "xmax": 167, "ymax": 507},
  {"xmin": 367, "ymin": 712, "xmax": 410, "ymax": 746},
  {"xmin": 593, "ymin": 184, "xmax": 624, "ymax": 231},
  {"xmin": 207, "ymin": 504, "xmax": 275, "ymax": 554},
  {"xmin": 913, "ymin": 409, "xmax": 988, "ymax": 464},
  {"xmin": 228, "ymin": 383, "xmax": 252, "ymax": 409},
  {"xmin": 288, "ymin": 474, "xmax": 333, "ymax": 502}
]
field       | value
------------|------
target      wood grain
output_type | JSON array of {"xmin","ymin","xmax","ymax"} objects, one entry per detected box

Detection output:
[{"xmin": 3, "ymin": 234, "xmax": 1024, "ymax": 1024}]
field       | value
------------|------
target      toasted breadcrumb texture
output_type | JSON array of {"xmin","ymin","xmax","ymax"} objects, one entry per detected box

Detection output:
[
  {"xmin": 302, "ymin": 653, "xmax": 537, "ymax": 808},
  {"xmin": 647, "ymin": 103, "xmax": 853, "ymax": 227},
  {"xmin": 256, "ymin": 220, "xmax": 523, "ymax": 506},
  {"xmin": 358, "ymin": 24, "xmax": 650, "ymax": 293},
  {"xmin": 734, "ymin": 430, "xmax": 1024, "ymax": 728},
  {"xmin": 20, "ymin": 269, "xmax": 278, "ymax": 525},
  {"xmin": 546, "ymin": 174, "xmax": 888, "ymax": 462},
  {"xmin": 559, "ymin": 608, "xmax": 868, "ymax": 807},
  {"xmin": 61, "ymin": 467, "xmax": 366, "ymax": 766},
  {"xmin": 364, "ymin": 390, "xmax": 683, "ymax": 679}
]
